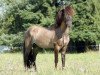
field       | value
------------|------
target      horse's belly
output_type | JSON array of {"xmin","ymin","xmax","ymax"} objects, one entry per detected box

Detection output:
[
  {"xmin": 33, "ymin": 35, "xmax": 54, "ymax": 48},
  {"xmin": 36, "ymin": 43, "xmax": 53, "ymax": 48},
  {"xmin": 35, "ymin": 40, "xmax": 54, "ymax": 48}
]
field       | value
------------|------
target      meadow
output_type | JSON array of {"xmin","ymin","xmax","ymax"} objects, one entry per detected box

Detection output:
[{"xmin": 0, "ymin": 51, "xmax": 100, "ymax": 75}]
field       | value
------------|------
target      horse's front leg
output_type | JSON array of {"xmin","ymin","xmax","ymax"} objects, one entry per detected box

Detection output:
[
  {"xmin": 54, "ymin": 43, "xmax": 61, "ymax": 69},
  {"xmin": 61, "ymin": 46, "xmax": 67, "ymax": 70}
]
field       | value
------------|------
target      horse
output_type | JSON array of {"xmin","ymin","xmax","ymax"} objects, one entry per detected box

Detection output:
[{"xmin": 23, "ymin": 5, "xmax": 74, "ymax": 71}]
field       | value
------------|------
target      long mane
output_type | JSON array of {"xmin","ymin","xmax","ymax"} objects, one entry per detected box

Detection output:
[
  {"xmin": 65, "ymin": 6, "xmax": 74, "ymax": 16},
  {"xmin": 55, "ymin": 5, "xmax": 74, "ymax": 28}
]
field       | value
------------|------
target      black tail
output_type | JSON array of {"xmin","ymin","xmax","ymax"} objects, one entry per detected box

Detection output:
[
  {"xmin": 23, "ymin": 30, "xmax": 38, "ymax": 71},
  {"xmin": 23, "ymin": 41, "xmax": 37, "ymax": 69}
]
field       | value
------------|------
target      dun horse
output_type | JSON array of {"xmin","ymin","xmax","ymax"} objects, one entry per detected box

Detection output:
[{"xmin": 23, "ymin": 5, "xmax": 74, "ymax": 70}]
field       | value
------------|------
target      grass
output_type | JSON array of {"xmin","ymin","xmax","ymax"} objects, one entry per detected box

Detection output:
[{"xmin": 0, "ymin": 51, "xmax": 100, "ymax": 75}]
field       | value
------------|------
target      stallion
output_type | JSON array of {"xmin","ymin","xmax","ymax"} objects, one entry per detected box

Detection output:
[{"xmin": 23, "ymin": 5, "xmax": 74, "ymax": 71}]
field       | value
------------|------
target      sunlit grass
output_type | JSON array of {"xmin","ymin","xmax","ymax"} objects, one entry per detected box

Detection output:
[{"xmin": 0, "ymin": 51, "xmax": 100, "ymax": 75}]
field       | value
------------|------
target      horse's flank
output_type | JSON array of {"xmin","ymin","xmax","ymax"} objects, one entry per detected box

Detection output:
[{"xmin": 26, "ymin": 25, "xmax": 56, "ymax": 48}]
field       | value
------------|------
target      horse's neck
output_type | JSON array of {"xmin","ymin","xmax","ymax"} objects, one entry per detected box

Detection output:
[
  {"xmin": 59, "ymin": 21, "xmax": 70, "ymax": 34},
  {"xmin": 53, "ymin": 22, "xmax": 70, "ymax": 39},
  {"xmin": 48, "ymin": 22, "xmax": 70, "ymax": 35}
]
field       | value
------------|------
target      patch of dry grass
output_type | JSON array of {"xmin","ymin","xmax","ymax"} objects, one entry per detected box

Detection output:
[{"xmin": 0, "ymin": 52, "xmax": 100, "ymax": 75}]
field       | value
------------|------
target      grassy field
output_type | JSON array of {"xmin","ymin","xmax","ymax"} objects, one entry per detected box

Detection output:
[{"xmin": 0, "ymin": 52, "xmax": 100, "ymax": 75}]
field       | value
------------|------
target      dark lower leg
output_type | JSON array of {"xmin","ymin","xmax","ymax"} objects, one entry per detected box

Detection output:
[
  {"xmin": 61, "ymin": 53, "xmax": 65, "ymax": 69},
  {"xmin": 32, "ymin": 51, "xmax": 37, "ymax": 71},
  {"xmin": 61, "ymin": 46, "xmax": 67, "ymax": 69},
  {"xmin": 54, "ymin": 50, "xmax": 58, "ymax": 69}
]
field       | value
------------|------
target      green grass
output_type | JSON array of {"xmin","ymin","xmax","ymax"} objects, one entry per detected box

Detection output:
[{"xmin": 0, "ymin": 52, "xmax": 100, "ymax": 75}]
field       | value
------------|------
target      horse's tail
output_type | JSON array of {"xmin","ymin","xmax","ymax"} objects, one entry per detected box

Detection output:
[{"xmin": 23, "ymin": 31, "xmax": 36, "ymax": 69}]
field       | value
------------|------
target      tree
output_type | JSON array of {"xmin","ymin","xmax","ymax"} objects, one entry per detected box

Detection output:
[
  {"xmin": 70, "ymin": 0, "xmax": 100, "ymax": 45},
  {"xmin": 0, "ymin": 0, "xmax": 56, "ymax": 47},
  {"xmin": 0, "ymin": 0, "xmax": 100, "ymax": 51}
]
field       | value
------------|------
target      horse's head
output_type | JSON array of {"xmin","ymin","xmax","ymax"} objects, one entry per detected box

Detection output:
[{"xmin": 55, "ymin": 5, "xmax": 74, "ymax": 28}]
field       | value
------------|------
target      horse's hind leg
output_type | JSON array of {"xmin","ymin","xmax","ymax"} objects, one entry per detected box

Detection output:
[
  {"xmin": 61, "ymin": 46, "xmax": 67, "ymax": 69},
  {"xmin": 32, "ymin": 51, "xmax": 37, "ymax": 71},
  {"xmin": 32, "ymin": 44, "xmax": 38, "ymax": 71}
]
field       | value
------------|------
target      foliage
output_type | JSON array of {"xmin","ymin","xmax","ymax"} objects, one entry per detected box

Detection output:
[
  {"xmin": 0, "ymin": 0, "xmax": 100, "ymax": 48},
  {"xmin": 0, "ymin": 32, "xmax": 23, "ymax": 47},
  {"xmin": 70, "ymin": 0, "xmax": 100, "ymax": 44}
]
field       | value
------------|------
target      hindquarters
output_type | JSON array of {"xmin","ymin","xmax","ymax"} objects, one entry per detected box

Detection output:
[{"xmin": 23, "ymin": 29, "xmax": 37, "ymax": 70}]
